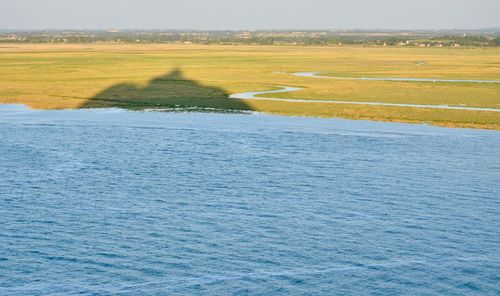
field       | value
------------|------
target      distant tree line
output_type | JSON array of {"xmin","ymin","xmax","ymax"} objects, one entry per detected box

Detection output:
[{"xmin": 1, "ymin": 30, "xmax": 498, "ymax": 47}]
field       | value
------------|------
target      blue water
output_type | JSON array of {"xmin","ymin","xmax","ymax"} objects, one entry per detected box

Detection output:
[{"xmin": 1, "ymin": 105, "xmax": 499, "ymax": 295}]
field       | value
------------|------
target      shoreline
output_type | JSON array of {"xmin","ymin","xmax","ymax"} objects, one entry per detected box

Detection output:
[{"xmin": 2, "ymin": 103, "xmax": 499, "ymax": 131}]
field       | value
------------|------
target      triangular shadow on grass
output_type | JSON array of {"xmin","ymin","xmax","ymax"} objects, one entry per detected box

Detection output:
[{"xmin": 81, "ymin": 68, "xmax": 252, "ymax": 112}]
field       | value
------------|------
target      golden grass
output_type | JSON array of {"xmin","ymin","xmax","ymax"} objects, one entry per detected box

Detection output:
[{"xmin": 0, "ymin": 43, "xmax": 499, "ymax": 129}]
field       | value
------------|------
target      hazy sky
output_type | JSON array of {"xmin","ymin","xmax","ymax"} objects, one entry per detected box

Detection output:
[{"xmin": 2, "ymin": 0, "xmax": 499, "ymax": 30}]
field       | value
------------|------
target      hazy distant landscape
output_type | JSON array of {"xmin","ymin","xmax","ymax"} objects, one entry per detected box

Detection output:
[{"xmin": 2, "ymin": 29, "xmax": 499, "ymax": 47}]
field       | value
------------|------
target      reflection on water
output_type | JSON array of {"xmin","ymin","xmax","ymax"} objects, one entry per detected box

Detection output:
[{"xmin": 1, "ymin": 105, "xmax": 499, "ymax": 295}]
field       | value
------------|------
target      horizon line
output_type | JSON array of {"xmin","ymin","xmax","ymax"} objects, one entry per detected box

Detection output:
[{"xmin": 1, "ymin": 27, "xmax": 499, "ymax": 32}]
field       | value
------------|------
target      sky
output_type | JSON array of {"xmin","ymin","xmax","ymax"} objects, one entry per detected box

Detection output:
[{"xmin": 2, "ymin": 0, "xmax": 499, "ymax": 30}]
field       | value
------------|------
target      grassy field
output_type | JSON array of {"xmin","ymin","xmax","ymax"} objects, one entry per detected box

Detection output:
[{"xmin": 0, "ymin": 43, "xmax": 499, "ymax": 129}]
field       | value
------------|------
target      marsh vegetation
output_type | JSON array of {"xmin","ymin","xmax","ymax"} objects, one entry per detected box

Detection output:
[{"xmin": 0, "ymin": 44, "xmax": 499, "ymax": 129}]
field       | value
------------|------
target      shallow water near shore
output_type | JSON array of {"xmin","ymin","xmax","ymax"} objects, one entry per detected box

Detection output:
[{"xmin": 1, "ymin": 105, "xmax": 499, "ymax": 295}]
